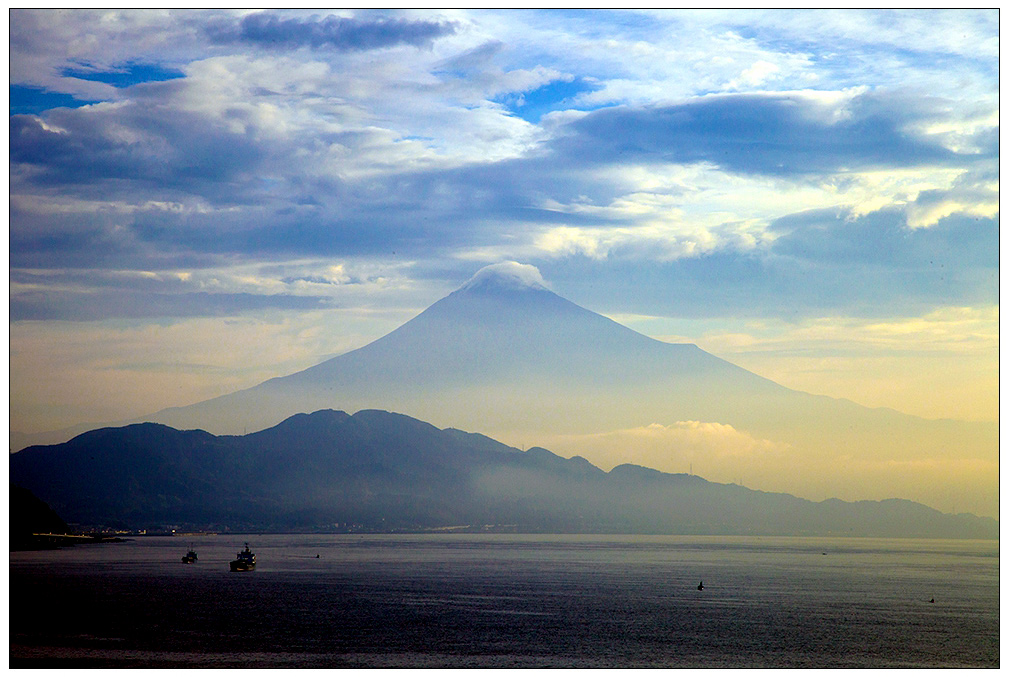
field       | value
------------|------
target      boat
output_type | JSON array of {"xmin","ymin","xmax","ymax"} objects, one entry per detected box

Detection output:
[
  {"xmin": 181, "ymin": 547, "xmax": 198, "ymax": 564},
  {"xmin": 230, "ymin": 543, "xmax": 256, "ymax": 572}
]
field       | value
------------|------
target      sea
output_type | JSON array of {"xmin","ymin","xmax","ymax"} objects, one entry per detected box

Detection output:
[{"xmin": 9, "ymin": 533, "xmax": 999, "ymax": 668}]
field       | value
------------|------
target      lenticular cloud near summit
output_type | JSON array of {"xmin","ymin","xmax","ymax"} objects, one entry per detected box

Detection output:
[{"xmin": 460, "ymin": 261, "xmax": 549, "ymax": 292}]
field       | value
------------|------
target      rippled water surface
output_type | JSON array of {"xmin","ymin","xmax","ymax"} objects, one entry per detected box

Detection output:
[{"xmin": 10, "ymin": 534, "xmax": 999, "ymax": 668}]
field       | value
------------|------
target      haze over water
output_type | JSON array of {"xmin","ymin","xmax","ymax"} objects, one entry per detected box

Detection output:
[{"xmin": 11, "ymin": 534, "xmax": 998, "ymax": 668}]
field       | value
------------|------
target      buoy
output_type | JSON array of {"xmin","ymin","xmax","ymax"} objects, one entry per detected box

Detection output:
[{"xmin": 697, "ymin": 581, "xmax": 704, "ymax": 591}]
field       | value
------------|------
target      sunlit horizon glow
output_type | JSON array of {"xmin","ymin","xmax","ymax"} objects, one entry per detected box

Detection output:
[{"xmin": 9, "ymin": 9, "xmax": 998, "ymax": 517}]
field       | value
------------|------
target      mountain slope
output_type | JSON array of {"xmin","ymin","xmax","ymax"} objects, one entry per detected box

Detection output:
[{"xmin": 8, "ymin": 409, "xmax": 997, "ymax": 538}]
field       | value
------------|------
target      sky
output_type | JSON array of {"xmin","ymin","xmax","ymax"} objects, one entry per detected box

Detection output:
[{"xmin": 9, "ymin": 9, "xmax": 999, "ymax": 459}]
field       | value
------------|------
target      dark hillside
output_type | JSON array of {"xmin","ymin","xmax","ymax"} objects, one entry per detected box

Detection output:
[
  {"xmin": 10, "ymin": 484, "xmax": 70, "ymax": 549},
  {"xmin": 9, "ymin": 409, "xmax": 998, "ymax": 538}
]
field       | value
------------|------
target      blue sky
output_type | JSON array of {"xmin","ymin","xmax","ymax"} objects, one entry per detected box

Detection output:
[{"xmin": 9, "ymin": 9, "xmax": 999, "ymax": 438}]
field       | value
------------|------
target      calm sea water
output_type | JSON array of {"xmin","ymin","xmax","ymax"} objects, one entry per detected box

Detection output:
[{"xmin": 10, "ymin": 534, "xmax": 999, "ymax": 668}]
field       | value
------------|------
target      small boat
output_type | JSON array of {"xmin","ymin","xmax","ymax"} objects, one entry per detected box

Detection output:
[
  {"xmin": 697, "ymin": 581, "xmax": 704, "ymax": 591},
  {"xmin": 182, "ymin": 547, "xmax": 198, "ymax": 564},
  {"xmin": 230, "ymin": 543, "xmax": 256, "ymax": 572}
]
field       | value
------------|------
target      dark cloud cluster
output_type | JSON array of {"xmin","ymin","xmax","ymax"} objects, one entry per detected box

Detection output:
[
  {"xmin": 206, "ymin": 12, "xmax": 456, "ymax": 52},
  {"xmin": 553, "ymin": 92, "xmax": 985, "ymax": 176},
  {"xmin": 769, "ymin": 207, "xmax": 997, "ymax": 270},
  {"xmin": 10, "ymin": 104, "xmax": 266, "ymax": 199}
]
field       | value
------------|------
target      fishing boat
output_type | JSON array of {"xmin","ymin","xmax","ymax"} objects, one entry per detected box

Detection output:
[
  {"xmin": 230, "ymin": 543, "xmax": 256, "ymax": 572},
  {"xmin": 181, "ymin": 547, "xmax": 198, "ymax": 564}
]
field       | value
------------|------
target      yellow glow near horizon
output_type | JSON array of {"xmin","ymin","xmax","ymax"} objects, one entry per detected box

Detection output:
[{"xmin": 618, "ymin": 305, "xmax": 999, "ymax": 424}]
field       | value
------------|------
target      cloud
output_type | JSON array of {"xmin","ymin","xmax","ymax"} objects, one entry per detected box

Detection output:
[
  {"xmin": 903, "ymin": 169, "xmax": 999, "ymax": 228},
  {"xmin": 7, "ymin": 10, "xmax": 997, "ymax": 328},
  {"xmin": 10, "ymin": 104, "xmax": 267, "ymax": 198},
  {"xmin": 10, "ymin": 290, "xmax": 330, "ymax": 322},
  {"xmin": 726, "ymin": 59, "xmax": 780, "ymax": 89},
  {"xmin": 544, "ymin": 205, "xmax": 996, "ymax": 320},
  {"xmin": 550, "ymin": 89, "xmax": 989, "ymax": 177},
  {"xmin": 459, "ymin": 261, "xmax": 549, "ymax": 291},
  {"xmin": 769, "ymin": 206, "xmax": 997, "ymax": 273},
  {"xmin": 434, "ymin": 40, "xmax": 505, "ymax": 74},
  {"xmin": 729, "ymin": 9, "xmax": 998, "ymax": 61},
  {"xmin": 543, "ymin": 420, "xmax": 789, "ymax": 479},
  {"xmin": 8, "ymin": 259, "xmax": 434, "ymax": 322},
  {"xmin": 11, "ymin": 85, "xmax": 995, "ymax": 320},
  {"xmin": 206, "ymin": 11, "xmax": 456, "ymax": 52},
  {"xmin": 539, "ymin": 415, "xmax": 996, "ymax": 514},
  {"xmin": 695, "ymin": 305, "xmax": 1000, "ymax": 359},
  {"xmin": 11, "ymin": 85, "xmax": 995, "ymax": 323}
]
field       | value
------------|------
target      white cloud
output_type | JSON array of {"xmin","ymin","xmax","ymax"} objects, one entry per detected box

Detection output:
[
  {"xmin": 726, "ymin": 59, "xmax": 781, "ymax": 89},
  {"xmin": 460, "ymin": 261, "xmax": 549, "ymax": 291},
  {"xmin": 544, "ymin": 421, "xmax": 789, "ymax": 475}
]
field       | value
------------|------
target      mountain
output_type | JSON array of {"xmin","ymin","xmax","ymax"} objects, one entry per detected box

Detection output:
[
  {"xmin": 134, "ymin": 262, "xmax": 995, "ymax": 517},
  {"xmin": 8, "ymin": 409, "xmax": 997, "ymax": 538},
  {"xmin": 12, "ymin": 262, "xmax": 997, "ymax": 516},
  {"xmin": 148, "ymin": 261, "xmax": 786, "ymax": 436}
]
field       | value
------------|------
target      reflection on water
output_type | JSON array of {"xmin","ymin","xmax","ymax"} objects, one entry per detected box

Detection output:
[{"xmin": 10, "ymin": 534, "xmax": 999, "ymax": 668}]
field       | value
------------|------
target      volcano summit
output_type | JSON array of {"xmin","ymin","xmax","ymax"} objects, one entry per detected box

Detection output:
[
  {"xmin": 139, "ymin": 262, "xmax": 995, "ymax": 516},
  {"xmin": 150, "ymin": 261, "xmax": 786, "ymax": 437}
]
